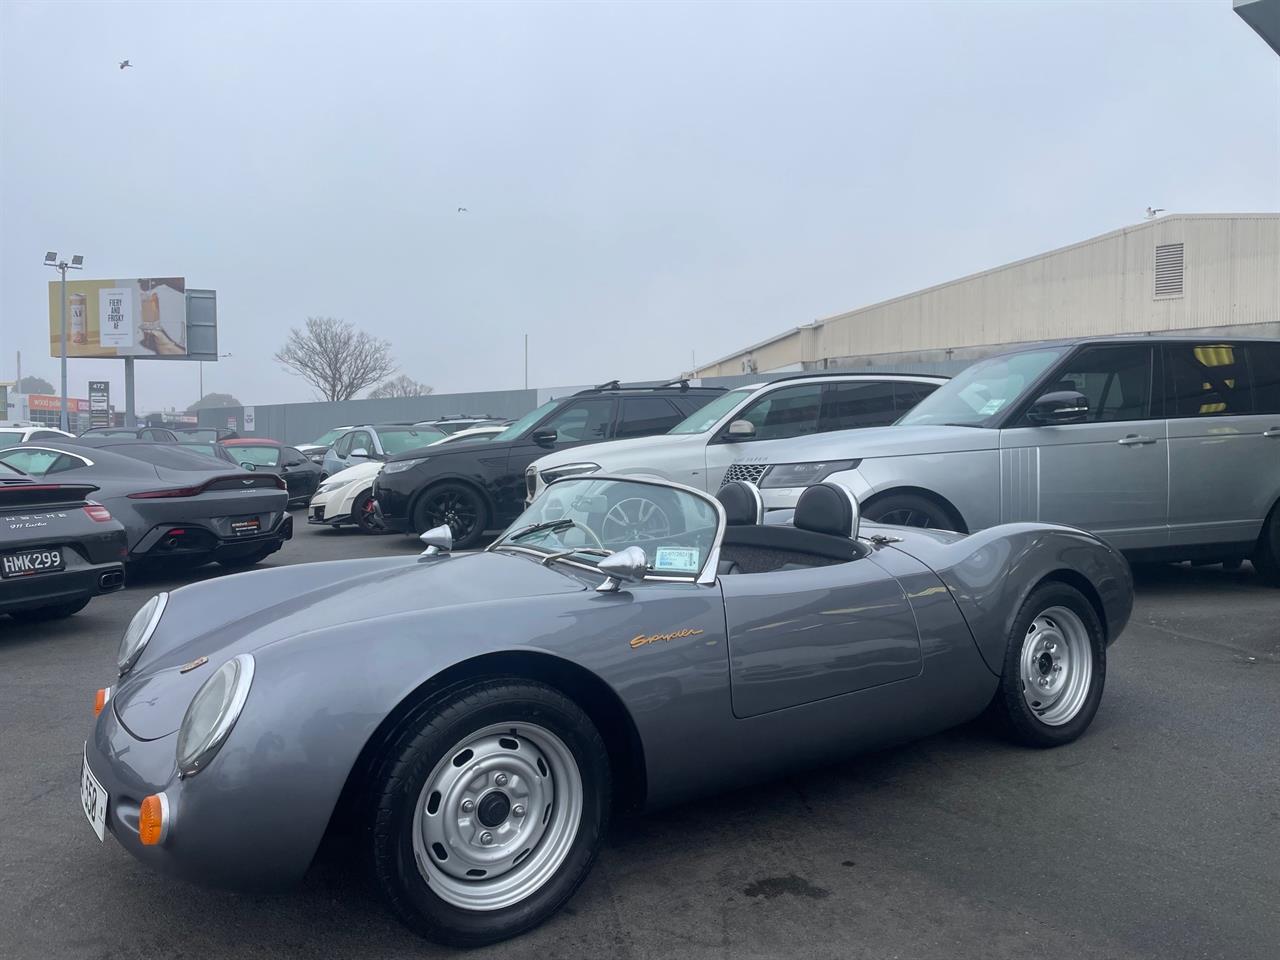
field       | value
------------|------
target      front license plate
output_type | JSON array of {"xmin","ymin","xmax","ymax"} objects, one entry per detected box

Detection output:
[
  {"xmin": 81, "ymin": 746, "xmax": 107, "ymax": 842},
  {"xmin": 229, "ymin": 516, "xmax": 261, "ymax": 537},
  {"xmin": 1, "ymin": 548, "xmax": 64, "ymax": 578}
]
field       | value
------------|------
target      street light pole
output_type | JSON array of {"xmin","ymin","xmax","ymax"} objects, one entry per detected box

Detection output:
[{"xmin": 43, "ymin": 252, "xmax": 83, "ymax": 432}]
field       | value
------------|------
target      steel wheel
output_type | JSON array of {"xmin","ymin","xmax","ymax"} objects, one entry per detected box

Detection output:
[
  {"xmin": 1018, "ymin": 605, "xmax": 1093, "ymax": 726},
  {"xmin": 602, "ymin": 497, "xmax": 671, "ymax": 543},
  {"xmin": 411, "ymin": 722, "xmax": 583, "ymax": 912}
]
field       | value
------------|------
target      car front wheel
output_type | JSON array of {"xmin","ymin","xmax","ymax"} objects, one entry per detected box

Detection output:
[
  {"xmin": 414, "ymin": 483, "xmax": 490, "ymax": 549},
  {"xmin": 366, "ymin": 679, "xmax": 610, "ymax": 947},
  {"xmin": 989, "ymin": 582, "xmax": 1107, "ymax": 747}
]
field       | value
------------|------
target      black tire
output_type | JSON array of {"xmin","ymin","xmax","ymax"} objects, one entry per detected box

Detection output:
[
  {"xmin": 353, "ymin": 490, "xmax": 384, "ymax": 534},
  {"xmin": 217, "ymin": 546, "xmax": 274, "ymax": 569},
  {"xmin": 989, "ymin": 582, "xmax": 1107, "ymax": 748},
  {"xmin": 8, "ymin": 598, "xmax": 90, "ymax": 622},
  {"xmin": 414, "ymin": 483, "xmax": 490, "ymax": 550},
  {"xmin": 1251, "ymin": 502, "xmax": 1280, "ymax": 585},
  {"xmin": 862, "ymin": 492, "xmax": 958, "ymax": 531},
  {"xmin": 366, "ymin": 678, "xmax": 610, "ymax": 947}
]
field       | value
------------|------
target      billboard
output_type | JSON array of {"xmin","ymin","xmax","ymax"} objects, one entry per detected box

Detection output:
[{"xmin": 48, "ymin": 278, "xmax": 218, "ymax": 360}]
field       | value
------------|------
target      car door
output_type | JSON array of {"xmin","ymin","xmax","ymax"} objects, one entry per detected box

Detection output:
[
  {"xmin": 704, "ymin": 382, "xmax": 825, "ymax": 491},
  {"xmin": 501, "ymin": 399, "xmax": 617, "ymax": 520},
  {"xmin": 998, "ymin": 343, "xmax": 1168, "ymax": 551},
  {"xmin": 1164, "ymin": 341, "xmax": 1280, "ymax": 549},
  {"xmin": 279, "ymin": 447, "xmax": 312, "ymax": 499},
  {"xmin": 720, "ymin": 554, "xmax": 922, "ymax": 718}
]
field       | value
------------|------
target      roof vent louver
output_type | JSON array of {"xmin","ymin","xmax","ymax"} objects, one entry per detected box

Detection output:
[{"xmin": 1154, "ymin": 243, "xmax": 1184, "ymax": 298}]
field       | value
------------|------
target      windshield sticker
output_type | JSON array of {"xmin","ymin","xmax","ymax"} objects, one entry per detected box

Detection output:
[
  {"xmin": 978, "ymin": 398, "xmax": 1007, "ymax": 415},
  {"xmin": 654, "ymin": 546, "xmax": 699, "ymax": 573}
]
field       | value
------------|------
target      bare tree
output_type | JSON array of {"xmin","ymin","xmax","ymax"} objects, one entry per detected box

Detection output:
[
  {"xmin": 274, "ymin": 317, "xmax": 396, "ymax": 402},
  {"xmin": 368, "ymin": 374, "xmax": 434, "ymax": 399}
]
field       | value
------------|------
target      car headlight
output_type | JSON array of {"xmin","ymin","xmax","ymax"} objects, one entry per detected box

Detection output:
[
  {"xmin": 382, "ymin": 457, "xmax": 428, "ymax": 474},
  {"xmin": 540, "ymin": 462, "xmax": 601, "ymax": 485},
  {"xmin": 176, "ymin": 653, "xmax": 255, "ymax": 778},
  {"xmin": 315, "ymin": 478, "xmax": 343, "ymax": 495},
  {"xmin": 759, "ymin": 460, "xmax": 860, "ymax": 489},
  {"xmin": 308, "ymin": 453, "xmax": 325, "ymax": 464},
  {"xmin": 117, "ymin": 593, "xmax": 168, "ymax": 676}
]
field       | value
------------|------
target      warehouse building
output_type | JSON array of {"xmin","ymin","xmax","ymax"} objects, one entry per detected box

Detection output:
[{"xmin": 691, "ymin": 213, "xmax": 1280, "ymax": 378}]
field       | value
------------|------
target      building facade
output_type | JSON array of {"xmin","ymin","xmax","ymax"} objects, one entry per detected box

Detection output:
[{"xmin": 692, "ymin": 214, "xmax": 1280, "ymax": 377}]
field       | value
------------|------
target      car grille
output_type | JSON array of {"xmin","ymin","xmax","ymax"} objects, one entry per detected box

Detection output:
[
  {"xmin": 720, "ymin": 463, "xmax": 767, "ymax": 488},
  {"xmin": 312, "ymin": 506, "xmax": 324, "ymax": 521}
]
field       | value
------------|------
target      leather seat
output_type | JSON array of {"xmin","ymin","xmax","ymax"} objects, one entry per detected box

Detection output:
[
  {"xmin": 716, "ymin": 480, "xmax": 764, "ymax": 526},
  {"xmin": 793, "ymin": 482, "xmax": 859, "ymax": 538}
]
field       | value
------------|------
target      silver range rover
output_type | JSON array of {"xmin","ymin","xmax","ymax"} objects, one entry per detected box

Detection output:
[{"xmin": 736, "ymin": 336, "xmax": 1280, "ymax": 581}]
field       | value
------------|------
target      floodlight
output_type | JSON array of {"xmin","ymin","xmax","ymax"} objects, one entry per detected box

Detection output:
[
  {"xmin": 70, "ymin": 255, "xmax": 84, "ymax": 268},
  {"xmin": 44, "ymin": 252, "xmax": 57, "ymax": 264}
]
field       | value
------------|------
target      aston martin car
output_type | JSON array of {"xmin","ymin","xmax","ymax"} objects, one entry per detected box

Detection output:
[
  {"xmin": 219, "ymin": 439, "xmax": 324, "ymax": 506},
  {"xmin": 82, "ymin": 475, "xmax": 1130, "ymax": 946},
  {"xmin": 0, "ymin": 462, "xmax": 125, "ymax": 620},
  {"xmin": 0, "ymin": 442, "xmax": 290, "ymax": 571}
]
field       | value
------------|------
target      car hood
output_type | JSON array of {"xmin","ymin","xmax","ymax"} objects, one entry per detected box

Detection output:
[
  {"xmin": 533, "ymin": 432, "xmax": 701, "ymax": 474},
  {"xmin": 323, "ymin": 461, "xmax": 382, "ymax": 486},
  {"xmin": 732, "ymin": 424, "xmax": 998, "ymax": 464},
  {"xmin": 112, "ymin": 551, "xmax": 589, "ymax": 740}
]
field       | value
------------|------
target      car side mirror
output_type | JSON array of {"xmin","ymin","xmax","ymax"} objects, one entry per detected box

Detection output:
[
  {"xmin": 350, "ymin": 447, "xmax": 370, "ymax": 459},
  {"xmin": 595, "ymin": 545, "xmax": 648, "ymax": 593},
  {"xmin": 239, "ymin": 462, "xmax": 257, "ymax": 471},
  {"xmin": 1026, "ymin": 390, "xmax": 1090, "ymax": 426},
  {"xmin": 418, "ymin": 524, "xmax": 453, "ymax": 559},
  {"xmin": 532, "ymin": 429, "xmax": 557, "ymax": 447},
  {"xmin": 726, "ymin": 419, "xmax": 756, "ymax": 439}
]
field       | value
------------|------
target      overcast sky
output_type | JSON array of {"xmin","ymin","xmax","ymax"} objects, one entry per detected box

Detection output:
[{"xmin": 2, "ymin": 0, "xmax": 1277, "ymax": 413}]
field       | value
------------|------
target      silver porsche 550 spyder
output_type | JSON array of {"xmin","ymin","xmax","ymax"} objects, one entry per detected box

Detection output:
[{"xmin": 82, "ymin": 475, "xmax": 1132, "ymax": 946}]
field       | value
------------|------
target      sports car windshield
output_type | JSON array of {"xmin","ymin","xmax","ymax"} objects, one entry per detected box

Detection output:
[
  {"xmin": 667, "ymin": 387, "xmax": 754, "ymax": 434},
  {"xmin": 898, "ymin": 348, "xmax": 1065, "ymax": 426},
  {"xmin": 492, "ymin": 477, "xmax": 720, "ymax": 579},
  {"xmin": 225, "ymin": 445, "xmax": 282, "ymax": 466}
]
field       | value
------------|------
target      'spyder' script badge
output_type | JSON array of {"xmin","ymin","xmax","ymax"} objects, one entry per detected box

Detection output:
[{"xmin": 630, "ymin": 628, "xmax": 704, "ymax": 650}]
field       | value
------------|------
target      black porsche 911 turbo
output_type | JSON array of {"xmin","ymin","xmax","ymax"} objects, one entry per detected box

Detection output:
[
  {"xmin": 0, "ymin": 462, "xmax": 126, "ymax": 621},
  {"xmin": 0, "ymin": 441, "xmax": 291, "ymax": 572}
]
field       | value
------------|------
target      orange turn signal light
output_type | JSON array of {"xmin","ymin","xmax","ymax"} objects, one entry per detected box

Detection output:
[
  {"xmin": 93, "ymin": 687, "xmax": 111, "ymax": 716},
  {"xmin": 139, "ymin": 794, "xmax": 167, "ymax": 846}
]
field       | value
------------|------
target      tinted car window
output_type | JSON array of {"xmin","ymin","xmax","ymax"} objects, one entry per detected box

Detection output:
[
  {"xmin": 820, "ymin": 382, "xmax": 897, "ymax": 430},
  {"xmin": 1248, "ymin": 342, "xmax": 1280, "ymax": 416},
  {"xmin": 893, "ymin": 382, "xmax": 938, "ymax": 412},
  {"xmin": 616, "ymin": 398, "xmax": 684, "ymax": 439},
  {"xmin": 1163, "ymin": 343, "xmax": 1253, "ymax": 418},
  {"xmin": 1039, "ymin": 345, "xmax": 1155, "ymax": 423},
  {"xmin": 738, "ymin": 383, "xmax": 824, "ymax": 440},
  {"xmin": 540, "ymin": 399, "xmax": 614, "ymax": 442},
  {"xmin": 282, "ymin": 447, "xmax": 308, "ymax": 466}
]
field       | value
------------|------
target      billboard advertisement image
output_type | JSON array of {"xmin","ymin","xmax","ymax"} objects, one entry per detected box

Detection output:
[{"xmin": 49, "ymin": 277, "xmax": 189, "ymax": 358}]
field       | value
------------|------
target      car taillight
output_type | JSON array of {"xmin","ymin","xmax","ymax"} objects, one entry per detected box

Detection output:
[
  {"xmin": 83, "ymin": 503, "xmax": 113, "ymax": 522},
  {"xmin": 272, "ymin": 476, "xmax": 287, "ymax": 490},
  {"xmin": 128, "ymin": 486, "xmax": 202, "ymax": 499}
]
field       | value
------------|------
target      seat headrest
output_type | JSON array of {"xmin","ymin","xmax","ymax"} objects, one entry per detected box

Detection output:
[
  {"xmin": 794, "ymin": 482, "xmax": 859, "ymax": 539},
  {"xmin": 716, "ymin": 480, "xmax": 764, "ymax": 526}
]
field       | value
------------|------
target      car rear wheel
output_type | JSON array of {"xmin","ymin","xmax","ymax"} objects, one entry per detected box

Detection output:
[
  {"xmin": 989, "ymin": 582, "xmax": 1106, "ymax": 748},
  {"xmin": 414, "ymin": 483, "xmax": 489, "ymax": 550},
  {"xmin": 1251, "ymin": 502, "xmax": 1280, "ymax": 585},
  {"xmin": 862, "ymin": 492, "xmax": 957, "ymax": 531},
  {"xmin": 366, "ymin": 679, "xmax": 610, "ymax": 947},
  {"xmin": 7, "ymin": 598, "xmax": 90, "ymax": 622}
]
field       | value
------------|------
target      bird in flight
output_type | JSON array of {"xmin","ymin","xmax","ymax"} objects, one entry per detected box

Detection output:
[
  {"xmin": 457, "ymin": 207, "xmax": 468, "ymax": 213},
  {"xmin": 1145, "ymin": 206, "xmax": 1165, "ymax": 220},
  {"xmin": 119, "ymin": 60, "xmax": 132, "ymax": 69}
]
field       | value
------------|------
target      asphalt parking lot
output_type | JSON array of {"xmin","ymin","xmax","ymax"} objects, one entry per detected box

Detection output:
[{"xmin": 2, "ymin": 514, "xmax": 1277, "ymax": 960}]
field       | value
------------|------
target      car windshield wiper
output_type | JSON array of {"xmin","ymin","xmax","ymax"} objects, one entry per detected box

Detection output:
[
  {"xmin": 940, "ymin": 422, "xmax": 986, "ymax": 428},
  {"xmin": 504, "ymin": 517, "xmax": 577, "ymax": 543},
  {"xmin": 540, "ymin": 547, "xmax": 610, "ymax": 566}
]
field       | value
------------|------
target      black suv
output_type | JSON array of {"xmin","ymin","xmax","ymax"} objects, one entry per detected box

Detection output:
[{"xmin": 373, "ymin": 380, "xmax": 724, "ymax": 547}]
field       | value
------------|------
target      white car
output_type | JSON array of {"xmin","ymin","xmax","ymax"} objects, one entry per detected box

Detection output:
[
  {"xmin": 0, "ymin": 425, "xmax": 75, "ymax": 448},
  {"xmin": 526, "ymin": 373, "xmax": 946, "ymax": 501},
  {"xmin": 308, "ymin": 428, "xmax": 506, "ymax": 531}
]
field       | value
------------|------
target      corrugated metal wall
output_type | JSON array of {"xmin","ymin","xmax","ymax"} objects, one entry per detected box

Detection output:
[{"xmin": 696, "ymin": 214, "xmax": 1280, "ymax": 376}]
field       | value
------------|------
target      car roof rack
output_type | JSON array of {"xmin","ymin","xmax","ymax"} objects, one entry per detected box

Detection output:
[
  {"xmin": 751, "ymin": 370, "xmax": 952, "ymax": 385},
  {"xmin": 574, "ymin": 378, "xmax": 719, "ymax": 396}
]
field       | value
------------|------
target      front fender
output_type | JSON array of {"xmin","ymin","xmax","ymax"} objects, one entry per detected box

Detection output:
[{"xmin": 889, "ymin": 523, "xmax": 1133, "ymax": 674}]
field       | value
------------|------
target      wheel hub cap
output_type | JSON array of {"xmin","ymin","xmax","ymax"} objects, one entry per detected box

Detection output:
[{"xmin": 476, "ymin": 790, "xmax": 512, "ymax": 828}]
